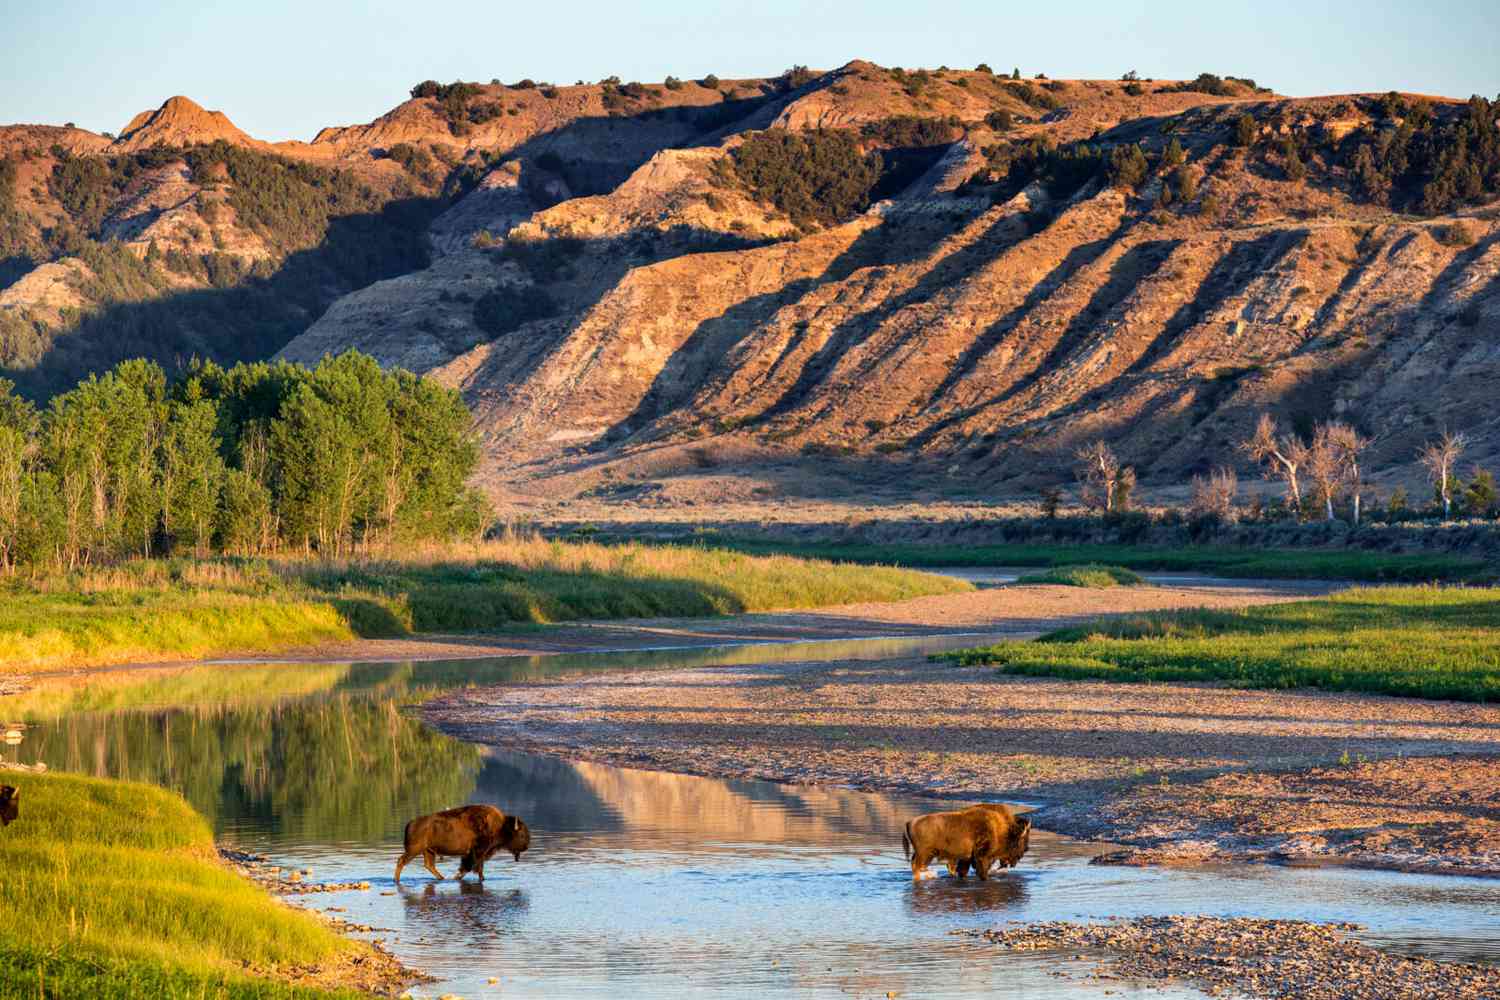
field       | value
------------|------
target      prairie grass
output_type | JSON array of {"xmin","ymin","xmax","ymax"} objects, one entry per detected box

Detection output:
[
  {"xmin": 707, "ymin": 539, "xmax": 1493, "ymax": 583},
  {"xmin": 941, "ymin": 586, "xmax": 1500, "ymax": 702},
  {"xmin": 0, "ymin": 772, "xmax": 372, "ymax": 999},
  {"xmin": 0, "ymin": 538, "xmax": 966, "ymax": 672},
  {"xmin": 1016, "ymin": 564, "xmax": 1147, "ymax": 588}
]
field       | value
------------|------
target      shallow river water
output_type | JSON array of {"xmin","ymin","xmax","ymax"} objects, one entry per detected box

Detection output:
[{"xmin": 8, "ymin": 633, "xmax": 1500, "ymax": 999}]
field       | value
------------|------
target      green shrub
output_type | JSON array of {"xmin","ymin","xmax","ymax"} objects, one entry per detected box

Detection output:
[
  {"xmin": 729, "ymin": 129, "xmax": 882, "ymax": 229},
  {"xmin": 1016, "ymin": 564, "xmax": 1147, "ymax": 588},
  {"xmin": 473, "ymin": 283, "xmax": 560, "ymax": 337}
]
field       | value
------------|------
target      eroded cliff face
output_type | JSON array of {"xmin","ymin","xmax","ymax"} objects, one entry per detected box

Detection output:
[
  {"xmin": 5, "ymin": 65, "xmax": 1497, "ymax": 494},
  {"xmin": 275, "ymin": 68, "xmax": 1499, "ymax": 495}
]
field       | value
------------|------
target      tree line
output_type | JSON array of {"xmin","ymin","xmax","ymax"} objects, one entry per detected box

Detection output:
[
  {"xmin": 1070, "ymin": 418, "xmax": 1497, "ymax": 526},
  {"xmin": 0, "ymin": 351, "xmax": 485, "ymax": 572}
]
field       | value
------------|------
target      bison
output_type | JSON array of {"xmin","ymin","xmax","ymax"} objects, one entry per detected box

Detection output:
[
  {"xmin": 0, "ymin": 786, "xmax": 16, "ymax": 827},
  {"xmin": 394, "ymin": 804, "xmax": 530, "ymax": 884},
  {"xmin": 902, "ymin": 802, "xmax": 1031, "ymax": 880}
]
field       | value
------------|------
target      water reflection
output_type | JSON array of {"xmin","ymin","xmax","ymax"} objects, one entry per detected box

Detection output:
[{"xmin": 6, "ymin": 642, "xmax": 1500, "ymax": 999}]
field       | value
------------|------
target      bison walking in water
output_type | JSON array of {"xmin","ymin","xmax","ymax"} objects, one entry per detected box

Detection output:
[
  {"xmin": 903, "ymin": 803, "xmax": 1031, "ymax": 880},
  {"xmin": 0, "ymin": 786, "xmax": 17, "ymax": 827},
  {"xmin": 395, "ymin": 804, "xmax": 531, "ymax": 884}
]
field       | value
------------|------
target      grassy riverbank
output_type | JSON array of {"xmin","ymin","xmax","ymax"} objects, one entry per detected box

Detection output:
[
  {"xmin": 703, "ymin": 538, "xmax": 1493, "ymax": 583},
  {"xmin": 942, "ymin": 586, "xmax": 1500, "ymax": 702},
  {"xmin": 0, "ymin": 772, "xmax": 382, "ymax": 999},
  {"xmin": 0, "ymin": 539, "xmax": 967, "ymax": 672}
]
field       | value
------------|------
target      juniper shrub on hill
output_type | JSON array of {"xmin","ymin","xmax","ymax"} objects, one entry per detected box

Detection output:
[{"xmin": 728, "ymin": 129, "xmax": 883, "ymax": 228}]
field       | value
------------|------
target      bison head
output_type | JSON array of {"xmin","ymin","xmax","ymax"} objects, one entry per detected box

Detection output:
[
  {"xmin": 501, "ymin": 815, "xmax": 531, "ymax": 862},
  {"xmin": 0, "ymin": 785, "xmax": 18, "ymax": 827},
  {"xmin": 996, "ymin": 816, "xmax": 1031, "ymax": 868}
]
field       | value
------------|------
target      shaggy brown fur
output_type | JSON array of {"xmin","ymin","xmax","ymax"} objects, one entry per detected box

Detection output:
[
  {"xmin": 903, "ymin": 803, "xmax": 1031, "ymax": 880},
  {"xmin": 0, "ymin": 786, "xmax": 17, "ymax": 827},
  {"xmin": 394, "ymin": 804, "xmax": 530, "ymax": 883}
]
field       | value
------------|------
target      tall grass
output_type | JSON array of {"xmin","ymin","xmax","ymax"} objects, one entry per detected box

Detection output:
[
  {"xmin": 0, "ymin": 539, "xmax": 968, "ymax": 672},
  {"xmin": 0, "ymin": 772, "xmax": 372, "ymax": 999},
  {"xmin": 941, "ymin": 586, "xmax": 1500, "ymax": 702}
]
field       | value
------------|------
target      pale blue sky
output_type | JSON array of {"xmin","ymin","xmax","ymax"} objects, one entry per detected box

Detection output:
[{"xmin": 4, "ymin": 1, "xmax": 1497, "ymax": 142}]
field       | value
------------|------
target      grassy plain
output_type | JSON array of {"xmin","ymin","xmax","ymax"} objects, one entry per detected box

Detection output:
[
  {"xmin": 942, "ymin": 586, "xmax": 1500, "ymax": 701},
  {"xmin": 0, "ymin": 772, "xmax": 376, "ymax": 1000},
  {"xmin": 706, "ymin": 538, "xmax": 1493, "ymax": 583},
  {"xmin": 0, "ymin": 538, "xmax": 967, "ymax": 672}
]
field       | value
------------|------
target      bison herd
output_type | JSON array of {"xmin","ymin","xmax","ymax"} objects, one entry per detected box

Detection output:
[{"xmin": 393, "ymin": 800, "xmax": 1031, "ymax": 885}]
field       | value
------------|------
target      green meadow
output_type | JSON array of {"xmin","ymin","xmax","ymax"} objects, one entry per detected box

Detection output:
[
  {"xmin": 0, "ymin": 772, "xmax": 378, "ymax": 1000},
  {"xmin": 942, "ymin": 586, "xmax": 1500, "ymax": 702}
]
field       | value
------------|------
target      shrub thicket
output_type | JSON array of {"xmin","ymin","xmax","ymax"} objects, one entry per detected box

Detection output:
[
  {"xmin": 473, "ymin": 283, "xmax": 560, "ymax": 337},
  {"xmin": 729, "ymin": 129, "xmax": 883, "ymax": 228}
]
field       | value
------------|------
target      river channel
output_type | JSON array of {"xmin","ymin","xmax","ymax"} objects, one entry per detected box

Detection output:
[{"xmin": 6, "ymin": 630, "xmax": 1499, "ymax": 998}]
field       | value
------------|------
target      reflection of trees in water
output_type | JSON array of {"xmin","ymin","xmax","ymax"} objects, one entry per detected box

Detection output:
[
  {"xmin": 24, "ymin": 694, "xmax": 481, "ymax": 842},
  {"xmin": 400, "ymin": 882, "xmax": 530, "ymax": 948}
]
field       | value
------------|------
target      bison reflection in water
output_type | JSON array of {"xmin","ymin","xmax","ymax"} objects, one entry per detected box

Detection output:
[
  {"xmin": 905, "ymin": 873, "xmax": 1029, "ymax": 916},
  {"xmin": 395, "ymin": 804, "xmax": 531, "ymax": 883}
]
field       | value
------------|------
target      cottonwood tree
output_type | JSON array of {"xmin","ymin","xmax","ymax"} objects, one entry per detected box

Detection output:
[
  {"xmin": 163, "ymin": 394, "xmax": 224, "ymax": 557},
  {"xmin": 1325, "ymin": 422, "xmax": 1371, "ymax": 524},
  {"xmin": 0, "ymin": 427, "xmax": 22, "ymax": 572},
  {"xmin": 1420, "ymin": 430, "xmax": 1467, "ymax": 520},
  {"xmin": 1307, "ymin": 424, "xmax": 1345, "ymax": 521},
  {"xmin": 1074, "ymin": 441, "xmax": 1133, "ymax": 513},
  {"xmin": 1243, "ymin": 414, "xmax": 1308, "ymax": 515}
]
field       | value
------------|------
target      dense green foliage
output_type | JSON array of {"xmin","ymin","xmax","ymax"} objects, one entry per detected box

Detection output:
[
  {"xmin": 0, "ymin": 772, "xmax": 370, "ymax": 998},
  {"xmin": 0, "ymin": 350, "xmax": 482, "ymax": 569},
  {"xmin": 1348, "ymin": 94, "xmax": 1500, "ymax": 213},
  {"xmin": 729, "ymin": 129, "xmax": 883, "ymax": 228},
  {"xmin": 941, "ymin": 586, "xmax": 1500, "ymax": 702},
  {"xmin": 1016, "ymin": 564, "xmax": 1147, "ymax": 587},
  {"xmin": 0, "ymin": 538, "xmax": 968, "ymax": 670}
]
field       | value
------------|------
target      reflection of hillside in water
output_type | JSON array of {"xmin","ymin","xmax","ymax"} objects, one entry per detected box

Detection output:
[{"xmin": 475, "ymin": 749, "xmax": 929, "ymax": 849}]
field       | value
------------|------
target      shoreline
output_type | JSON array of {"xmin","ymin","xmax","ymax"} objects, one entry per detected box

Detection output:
[{"xmin": 422, "ymin": 653, "xmax": 1500, "ymax": 880}]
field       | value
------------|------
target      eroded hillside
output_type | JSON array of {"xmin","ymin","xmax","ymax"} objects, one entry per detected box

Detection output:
[{"xmin": 4, "ymin": 63, "xmax": 1497, "ymax": 499}]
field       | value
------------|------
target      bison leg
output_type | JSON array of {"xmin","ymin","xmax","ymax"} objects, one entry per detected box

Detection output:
[
  {"xmin": 973, "ymin": 855, "xmax": 991, "ymax": 881},
  {"xmin": 954, "ymin": 857, "xmax": 971, "ymax": 878},
  {"xmin": 422, "ymin": 850, "xmax": 445, "ymax": 881},
  {"xmin": 394, "ymin": 851, "xmax": 418, "ymax": 884},
  {"xmin": 911, "ymin": 847, "xmax": 937, "ymax": 879}
]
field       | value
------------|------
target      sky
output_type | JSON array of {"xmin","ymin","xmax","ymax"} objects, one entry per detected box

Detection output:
[{"xmin": 4, "ymin": 0, "xmax": 1498, "ymax": 142}]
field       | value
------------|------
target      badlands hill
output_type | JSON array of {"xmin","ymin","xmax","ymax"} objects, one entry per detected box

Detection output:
[{"xmin": 2, "ymin": 63, "xmax": 1497, "ymax": 502}]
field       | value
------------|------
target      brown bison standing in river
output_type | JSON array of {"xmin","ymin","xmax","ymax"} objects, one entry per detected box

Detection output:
[
  {"xmin": 0, "ymin": 786, "xmax": 17, "ymax": 827},
  {"xmin": 394, "ymin": 804, "xmax": 531, "ymax": 884},
  {"xmin": 903, "ymin": 803, "xmax": 1031, "ymax": 880}
]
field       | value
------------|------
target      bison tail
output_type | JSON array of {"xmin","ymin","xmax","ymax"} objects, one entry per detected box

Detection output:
[{"xmin": 902, "ymin": 821, "xmax": 913, "ymax": 862}]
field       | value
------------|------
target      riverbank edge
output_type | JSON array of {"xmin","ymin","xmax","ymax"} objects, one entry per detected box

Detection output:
[{"xmin": 419, "ymin": 672, "xmax": 1500, "ymax": 882}]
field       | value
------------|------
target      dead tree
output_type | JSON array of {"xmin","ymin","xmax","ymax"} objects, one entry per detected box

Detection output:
[
  {"xmin": 1074, "ymin": 441, "xmax": 1132, "ymax": 513},
  {"xmin": 1243, "ymin": 414, "xmax": 1308, "ymax": 514},
  {"xmin": 1307, "ymin": 424, "xmax": 1344, "ymax": 521},
  {"xmin": 1324, "ymin": 422, "xmax": 1371, "ymax": 525},
  {"xmin": 1188, "ymin": 466, "xmax": 1238, "ymax": 522},
  {"xmin": 1420, "ymin": 430, "xmax": 1467, "ymax": 520}
]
